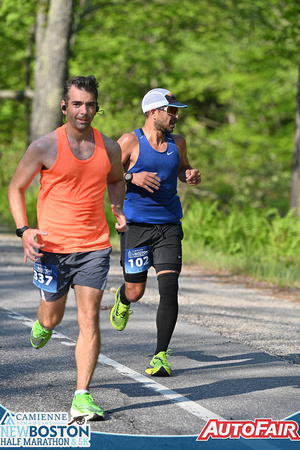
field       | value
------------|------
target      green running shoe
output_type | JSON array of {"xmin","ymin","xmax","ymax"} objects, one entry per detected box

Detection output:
[
  {"xmin": 110, "ymin": 287, "xmax": 132, "ymax": 331},
  {"xmin": 71, "ymin": 393, "xmax": 104, "ymax": 421},
  {"xmin": 145, "ymin": 349, "xmax": 172, "ymax": 377},
  {"xmin": 30, "ymin": 320, "xmax": 52, "ymax": 349}
]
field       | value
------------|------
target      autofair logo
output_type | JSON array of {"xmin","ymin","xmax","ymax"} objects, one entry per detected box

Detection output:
[
  {"xmin": 0, "ymin": 411, "xmax": 90, "ymax": 447},
  {"xmin": 197, "ymin": 419, "xmax": 300, "ymax": 441}
]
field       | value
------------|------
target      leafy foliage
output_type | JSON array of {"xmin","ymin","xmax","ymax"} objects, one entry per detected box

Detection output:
[
  {"xmin": 67, "ymin": 0, "xmax": 300, "ymax": 213},
  {"xmin": 1, "ymin": 0, "xmax": 300, "ymax": 285},
  {"xmin": 183, "ymin": 201, "xmax": 300, "ymax": 265}
]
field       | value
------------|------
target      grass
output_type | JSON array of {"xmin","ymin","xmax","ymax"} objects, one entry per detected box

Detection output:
[
  {"xmin": 181, "ymin": 201, "xmax": 300, "ymax": 288},
  {"xmin": 182, "ymin": 242, "xmax": 300, "ymax": 288}
]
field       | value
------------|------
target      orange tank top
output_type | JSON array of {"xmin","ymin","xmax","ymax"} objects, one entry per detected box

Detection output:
[{"xmin": 37, "ymin": 125, "xmax": 111, "ymax": 253}]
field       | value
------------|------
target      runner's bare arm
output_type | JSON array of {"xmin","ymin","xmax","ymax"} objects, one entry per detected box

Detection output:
[
  {"xmin": 175, "ymin": 135, "xmax": 201, "ymax": 185},
  {"xmin": 118, "ymin": 132, "xmax": 161, "ymax": 193},
  {"xmin": 7, "ymin": 136, "xmax": 55, "ymax": 262},
  {"xmin": 104, "ymin": 136, "xmax": 128, "ymax": 233}
]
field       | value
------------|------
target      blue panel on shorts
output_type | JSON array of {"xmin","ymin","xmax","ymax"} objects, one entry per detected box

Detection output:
[
  {"xmin": 124, "ymin": 246, "xmax": 152, "ymax": 274},
  {"xmin": 33, "ymin": 262, "xmax": 58, "ymax": 293}
]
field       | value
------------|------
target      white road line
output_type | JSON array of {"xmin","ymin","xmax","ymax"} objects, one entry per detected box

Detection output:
[
  {"xmin": 3, "ymin": 308, "xmax": 74, "ymax": 342},
  {"xmin": 97, "ymin": 354, "xmax": 224, "ymax": 421},
  {"xmin": 2, "ymin": 306, "xmax": 291, "ymax": 448},
  {"xmin": 3, "ymin": 306, "xmax": 225, "ymax": 421}
]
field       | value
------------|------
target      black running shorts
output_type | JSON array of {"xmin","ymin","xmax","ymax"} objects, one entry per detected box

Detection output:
[{"xmin": 120, "ymin": 223, "xmax": 183, "ymax": 283}]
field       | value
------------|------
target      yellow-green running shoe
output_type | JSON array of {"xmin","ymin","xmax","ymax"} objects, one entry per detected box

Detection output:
[
  {"xmin": 30, "ymin": 320, "xmax": 52, "ymax": 349},
  {"xmin": 145, "ymin": 349, "xmax": 172, "ymax": 377},
  {"xmin": 110, "ymin": 287, "xmax": 132, "ymax": 331},
  {"xmin": 71, "ymin": 393, "xmax": 104, "ymax": 421}
]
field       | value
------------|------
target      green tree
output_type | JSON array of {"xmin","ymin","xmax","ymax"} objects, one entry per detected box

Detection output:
[
  {"xmin": 1, "ymin": 0, "xmax": 300, "ymax": 228},
  {"xmin": 30, "ymin": 0, "xmax": 74, "ymax": 142},
  {"xmin": 69, "ymin": 0, "xmax": 300, "ymax": 213}
]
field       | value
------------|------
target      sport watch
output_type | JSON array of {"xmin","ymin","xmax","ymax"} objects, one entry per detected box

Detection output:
[
  {"xmin": 16, "ymin": 226, "xmax": 29, "ymax": 238},
  {"xmin": 124, "ymin": 172, "xmax": 133, "ymax": 184}
]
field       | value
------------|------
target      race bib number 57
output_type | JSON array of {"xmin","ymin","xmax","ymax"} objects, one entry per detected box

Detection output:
[
  {"xmin": 124, "ymin": 246, "xmax": 152, "ymax": 274},
  {"xmin": 33, "ymin": 262, "xmax": 58, "ymax": 293}
]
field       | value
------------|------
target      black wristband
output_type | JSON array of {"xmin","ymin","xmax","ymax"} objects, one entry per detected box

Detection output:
[
  {"xmin": 124, "ymin": 172, "xmax": 133, "ymax": 184},
  {"xmin": 16, "ymin": 226, "xmax": 29, "ymax": 238}
]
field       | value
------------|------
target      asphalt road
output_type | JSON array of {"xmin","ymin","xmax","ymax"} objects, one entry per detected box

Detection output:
[{"xmin": 1, "ymin": 235, "xmax": 300, "ymax": 441}]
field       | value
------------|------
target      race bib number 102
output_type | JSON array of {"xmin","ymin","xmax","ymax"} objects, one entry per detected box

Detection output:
[
  {"xmin": 33, "ymin": 262, "xmax": 58, "ymax": 293},
  {"xmin": 124, "ymin": 246, "xmax": 152, "ymax": 274}
]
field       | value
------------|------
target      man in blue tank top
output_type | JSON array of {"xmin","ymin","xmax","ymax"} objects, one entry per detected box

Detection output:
[{"xmin": 110, "ymin": 88, "xmax": 201, "ymax": 376}]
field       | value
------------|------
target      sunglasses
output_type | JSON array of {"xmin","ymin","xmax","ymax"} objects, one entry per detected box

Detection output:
[{"xmin": 156, "ymin": 105, "xmax": 179, "ymax": 117}]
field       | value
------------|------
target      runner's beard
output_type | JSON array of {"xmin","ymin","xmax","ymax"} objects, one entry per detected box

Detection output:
[{"xmin": 154, "ymin": 118, "xmax": 177, "ymax": 134}]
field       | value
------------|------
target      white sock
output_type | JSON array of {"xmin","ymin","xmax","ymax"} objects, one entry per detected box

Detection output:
[{"xmin": 74, "ymin": 389, "xmax": 89, "ymax": 397}]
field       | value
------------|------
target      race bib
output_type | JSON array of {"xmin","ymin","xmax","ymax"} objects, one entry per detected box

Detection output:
[
  {"xmin": 124, "ymin": 246, "xmax": 152, "ymax": 274},
  {"xmin": 33, "ymin": 262, "xmax": 58, "ymax": 293}
]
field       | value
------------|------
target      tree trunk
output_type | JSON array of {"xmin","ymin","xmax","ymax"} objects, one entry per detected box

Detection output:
[
  {"xmin": 30, "ymin": 0, "xmax": 74, "ymax": 143},
  {"xmin": 290, "ymin": 56, "xmax": 300, "ymax": 214}
]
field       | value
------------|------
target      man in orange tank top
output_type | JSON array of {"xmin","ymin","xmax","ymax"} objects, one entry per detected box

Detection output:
[{"xmin": 8, "ymin": 75, "xmax": 127, "ymax": 421}]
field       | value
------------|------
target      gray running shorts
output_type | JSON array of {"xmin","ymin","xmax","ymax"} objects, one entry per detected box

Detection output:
[{"xmin": 37, "ymin": 247, "xmax": 112, "ymax": 302}]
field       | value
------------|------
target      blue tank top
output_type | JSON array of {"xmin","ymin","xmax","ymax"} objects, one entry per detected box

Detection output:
[{"xmin": 123, "ymin": 128, "xmax": 183, "ymax": 224}]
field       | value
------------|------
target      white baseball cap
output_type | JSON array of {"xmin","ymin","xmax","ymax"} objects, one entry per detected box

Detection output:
[{"xmin": 142, "ymin": 88, "xmax": 188, "ymax": 113}]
